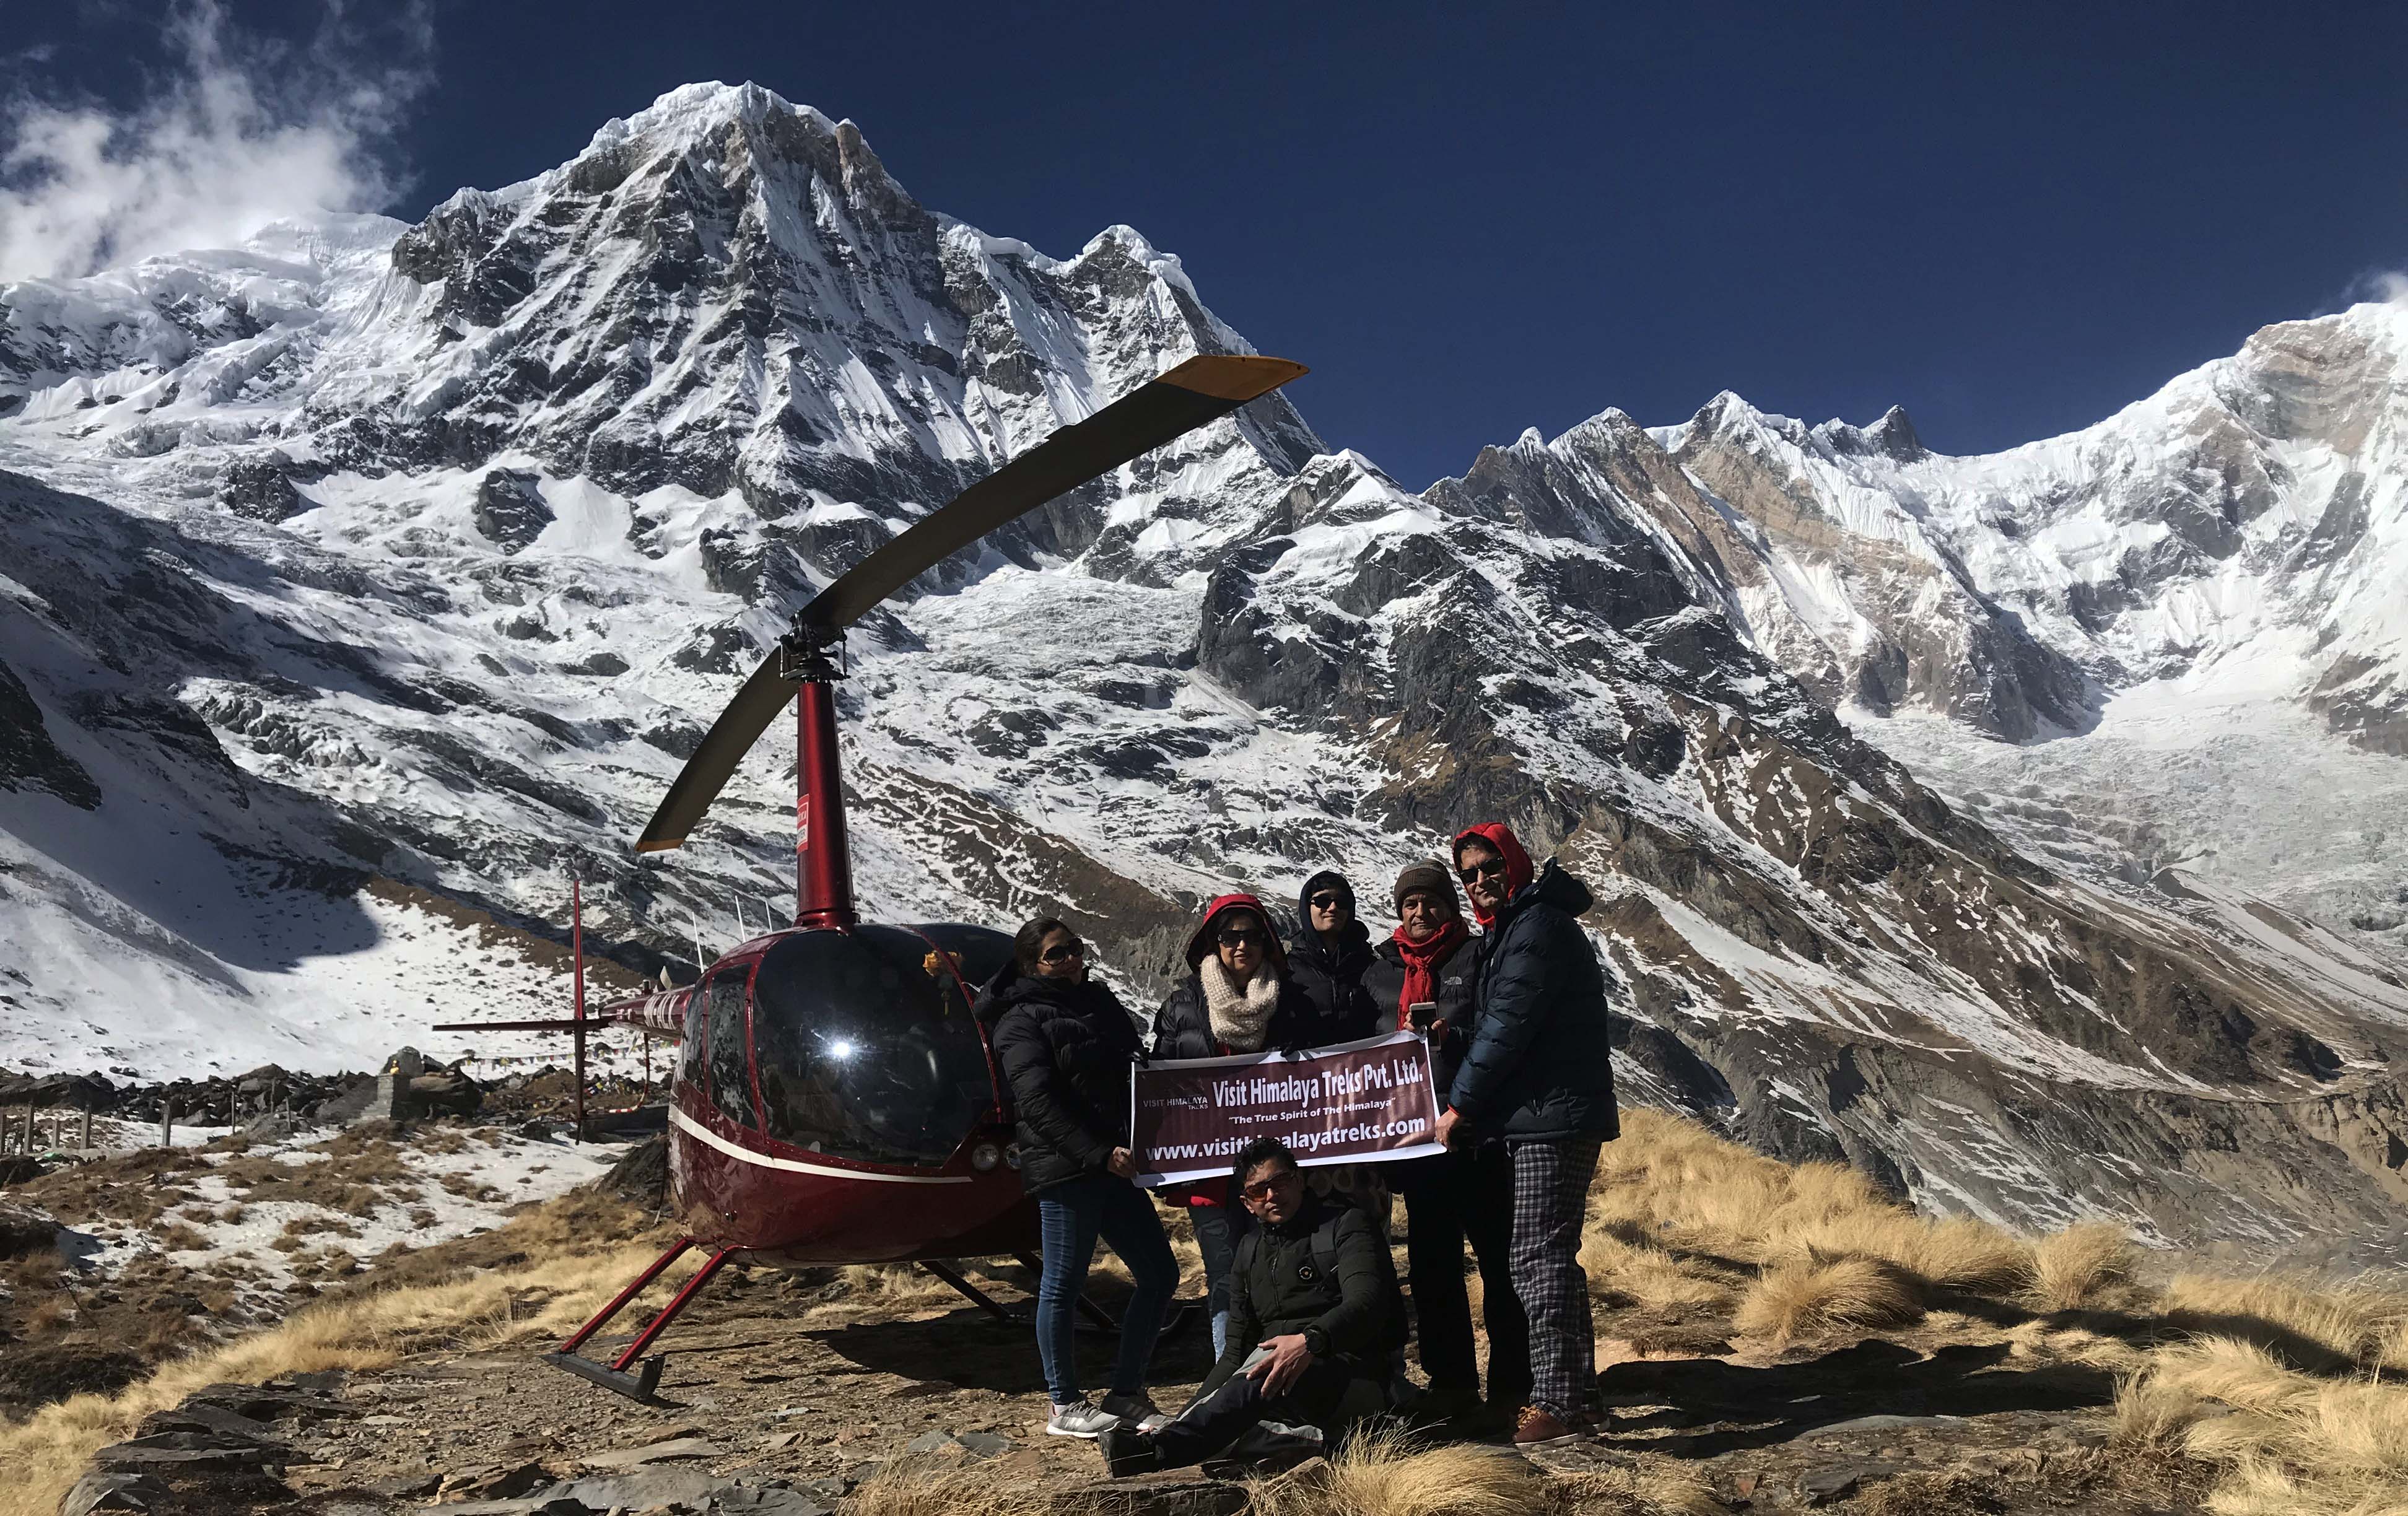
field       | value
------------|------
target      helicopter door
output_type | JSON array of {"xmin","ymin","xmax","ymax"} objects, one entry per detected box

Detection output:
[{"xmin": 700, "ymin": 965, "xmax": 758, "ymax": 1130}]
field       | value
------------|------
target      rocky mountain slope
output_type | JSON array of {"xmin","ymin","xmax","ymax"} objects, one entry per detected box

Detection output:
[{"xmin": 2, "ymin": 82, "xmax": 2404, "ymax": 1256}]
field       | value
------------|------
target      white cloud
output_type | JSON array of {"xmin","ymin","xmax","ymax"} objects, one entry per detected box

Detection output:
[{"xmin": 0, "ymin": 1, "xmax": 434, "ymax": 282}]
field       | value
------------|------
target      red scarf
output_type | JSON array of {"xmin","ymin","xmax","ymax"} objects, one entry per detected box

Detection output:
[{"xmin": 1390, "ymin": 919, "xmax": 1469, "ymax": 1029}]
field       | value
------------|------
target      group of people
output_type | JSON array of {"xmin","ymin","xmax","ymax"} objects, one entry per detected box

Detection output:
[{"xmin": 974, "ymin": 821, "xmax": 1620, "ymax": 1473}]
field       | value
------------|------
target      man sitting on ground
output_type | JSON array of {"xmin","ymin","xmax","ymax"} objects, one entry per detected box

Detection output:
[{"xmin": 1099, "ymin": 1137, "xmax": 1402, "ymax": 1476}]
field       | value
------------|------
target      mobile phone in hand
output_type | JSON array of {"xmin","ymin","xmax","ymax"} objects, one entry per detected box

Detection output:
[{"xmin": 1408, "ymin": 1001, "xmax": 1438, "ymax": 1033}]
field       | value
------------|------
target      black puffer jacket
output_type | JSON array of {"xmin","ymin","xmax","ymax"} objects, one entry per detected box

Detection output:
[
  {"xmin": 1195, "ymin": 1191, "xmax": 1397, "ymax": 1398},
  {"xmin": 1151, "ymin": 973, "xmax": 1335, "ymax": 1061},
  {"xmin": 1285, "ymin": 874, "xmax": 1382, "ymax": 1044},
  {"xmin": 1363, "ymin": 930, "xmax": 1485, "ymax": 1107},
  {"xmin": 978, "ymin": 968, "xmax": 1140, "ymax": 1196},
  {"xmin": 1447, "ymin": 861, "xmax": 1619, "ymax": 1143}
]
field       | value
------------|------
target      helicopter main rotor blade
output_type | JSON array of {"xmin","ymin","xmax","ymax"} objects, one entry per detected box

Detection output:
[
  {"xmin": 635, "ymin": 652, "xmax": 799, "ymax": 853},
  {"xmin": 635, "ymin": 353, "xmax": 1307, "ymax": 854}
]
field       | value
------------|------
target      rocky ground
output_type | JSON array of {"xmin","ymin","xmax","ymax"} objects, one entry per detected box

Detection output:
[
  {"xmin": 45, "ymin": 1214, "xmax": 2214, "ymax": 1515},
  {"xmin": 69, "ymin": 1286, "xmax": 2215, "ymax": 1516},
  {"xmin": 0, "ymin": 1114, "xmax": 614, "ymax": 1427},
  {"xmin": 20, "ymin": 1112, "xmax": 2397, "ymax": 1515}
]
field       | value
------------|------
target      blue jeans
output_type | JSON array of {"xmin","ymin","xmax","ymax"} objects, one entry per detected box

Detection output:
[
  {"xmin": 1036, "ymin": 1174, "xmax": 1178, "ymax": 1404},
  {"xmin": 1185, "ymin": 1201, "xmax": 1253, "ymax": 1361}
]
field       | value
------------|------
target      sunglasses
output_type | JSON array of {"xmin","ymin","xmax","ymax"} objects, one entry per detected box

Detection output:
[
  {"xmin": 1039, "ymin": 940, "xmax": 1086, "ymax": 964},
  {"xmin": 1242, "ymin": 1170, "xmax": 1301, "ymax": 1200},
  {"xmin": 1308, "ymin": 892, "xmax": 1351, "ymax": 910},
  {"xmin": 1217, "ymin": 928, "xmax": 1265, "ymax": 948},
  {"xmin": 1457, "ymin": 857, "xmax": 1511, "ymax": 884}
]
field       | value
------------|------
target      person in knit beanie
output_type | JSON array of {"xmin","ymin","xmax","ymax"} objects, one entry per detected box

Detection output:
[{"xmin": 1363, "ymin": 861, "xmax": 1530, "ymax": 1423}]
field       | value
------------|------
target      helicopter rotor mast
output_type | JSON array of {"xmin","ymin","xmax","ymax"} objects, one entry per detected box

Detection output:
[
  {"xmin": 634, "ymin": 354, "xmax": 1309, "ymax": 926},
  {"xmin": 782, "ymin": 635, "xmax": 854, "ymax": 929}
]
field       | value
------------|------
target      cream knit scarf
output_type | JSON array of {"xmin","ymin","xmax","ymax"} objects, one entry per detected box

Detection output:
[{"xmin": 1199, "ymin": 956, "xmax": 1281, "ymax": 1051}]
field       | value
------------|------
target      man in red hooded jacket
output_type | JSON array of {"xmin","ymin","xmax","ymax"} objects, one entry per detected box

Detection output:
[{"xmin": 1432, "ymin": 822, "xmax": 1618, "ymax": 1446}]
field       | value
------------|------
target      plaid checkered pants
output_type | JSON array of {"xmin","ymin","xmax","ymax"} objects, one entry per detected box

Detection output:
[{"xmin": 1509, "ymin": 1138, "xmax": 1601, "ymax": 1420}]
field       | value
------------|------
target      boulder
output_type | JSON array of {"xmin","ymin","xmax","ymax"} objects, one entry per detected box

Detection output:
[
  {"xmin": 0, "ymin": 1200, "xmax": 58, "ymax": 1258},
  {"xmin": 404, "ymin": 1070, "xmax": 482, "ymax": 1116},
  {"xmin": 56, "ymin": 1471, "xmax": 166, "ymax": 1516}
]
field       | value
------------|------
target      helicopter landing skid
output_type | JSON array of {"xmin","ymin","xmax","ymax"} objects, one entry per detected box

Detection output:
[
  {"xmin": 919, "ymin": 1255, "xmax": 1195, "ymax": 1339},
  {"xmin": 546, "ymin": 1237, "xmax": 736, "ymax": 1403}
]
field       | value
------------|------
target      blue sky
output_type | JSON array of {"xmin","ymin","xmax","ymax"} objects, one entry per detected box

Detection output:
[{"xmin": 8, "ymin": 1, "xmax": 2405, "ymax": 488}]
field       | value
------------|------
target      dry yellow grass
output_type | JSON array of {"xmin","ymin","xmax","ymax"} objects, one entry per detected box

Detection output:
[
  {"xmin": 1250, "ymin": 1427, "xmax": 1553, "ymax": 1516},
  {"xmin": 1733, "ymin": 1251, "xmax": 1924, "ymax": 1343},
  {"xmin": 842, "ymin": 1462, "xmax": 1050, "ymax": 1516},
  {"xmin": 1582, "ymin": 1110, "xmax": 2039, "ymax": 1340},
  {"xmin": 2026, "ymin": 1221, "xmax": 2136, "ymax": 1312},
  {"xmin": 1548, "ymin": 1460, "xmax": 1729, "ymax": 1515},
  {"xmin": 0, "ymin": 1199, "xmax": 695, "ymax": 1516},
  {"xmin": 2005, "ymin": 1318, "xmax": 2148, "ymax": 1375},
  {"xmin": 2113, "ymin": 1336, "xmax": 2408, "ymax": 1516},
  {"xmin": 2162, "ymin": 1271, "xmax": 2408, "ymax": 1371},
  {"xmin": 1584, "ymin": 1112, "xmax": 2408, "ymax": 1514}
]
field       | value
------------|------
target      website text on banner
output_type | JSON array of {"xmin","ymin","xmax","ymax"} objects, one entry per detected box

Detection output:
[{"xmin": 1130, "ymin": 1030, "xmax": 1446, "ymax": 1187}]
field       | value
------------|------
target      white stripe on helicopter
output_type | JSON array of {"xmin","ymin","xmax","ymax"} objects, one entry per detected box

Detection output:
[{"xmin": 668, "ymin": 1107, "xmax": 974, "ymax": 1185}]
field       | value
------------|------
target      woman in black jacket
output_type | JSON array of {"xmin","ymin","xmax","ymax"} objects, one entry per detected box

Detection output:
[
  {"xmin": 1149, "ymin": 892, "xmax": 1327, "ymax": 1359},
  {"xmin": 980, "ymin": 918, "xmax": 1177, "ymax": 1440}
]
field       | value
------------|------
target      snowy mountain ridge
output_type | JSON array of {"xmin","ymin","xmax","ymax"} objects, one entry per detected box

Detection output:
[{"xmin": 3, "ymin": 82, "xmax": 2405, "ymax": 1258}]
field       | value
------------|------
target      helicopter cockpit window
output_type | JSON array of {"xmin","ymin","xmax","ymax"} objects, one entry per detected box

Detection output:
[
  {"xmin": 703, "ymin": 967, "xmax": 757, "ymax": 1129},
  {"xmin": 749, "ymin": 925, "xmax": 1009, "ymax": 1167},
  {"xmin": 907, "ymin": 923, "xmax": 1013, "ymax": 998}
]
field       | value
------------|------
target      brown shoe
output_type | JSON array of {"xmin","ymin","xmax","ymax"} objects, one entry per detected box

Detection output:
[{"xmin": 1511, "ymin": 1405, "xmax": 1589, "ymax": 1447}]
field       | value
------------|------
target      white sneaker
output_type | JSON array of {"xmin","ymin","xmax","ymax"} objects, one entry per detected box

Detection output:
[
  {"xmin": 1099, "ymin": 1392, "xmax": 1171, "ymax": 1433},
  {"xmin": 1044, "ymin": 1397, "xmax": 1121, "ymax": 1439}
]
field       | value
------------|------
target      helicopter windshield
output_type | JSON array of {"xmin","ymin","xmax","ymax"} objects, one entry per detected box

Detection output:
[{"xmin": 748, "ymin": 925, "xmax": 1006, "ymax": 1167}]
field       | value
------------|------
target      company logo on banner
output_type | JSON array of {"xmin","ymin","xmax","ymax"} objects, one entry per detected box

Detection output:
[{"xmin": 1130, "ymin": 1030, "xmax": 1446, "ymax": 1187}]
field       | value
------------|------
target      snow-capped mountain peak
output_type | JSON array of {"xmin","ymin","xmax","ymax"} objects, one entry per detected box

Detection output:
[{"xmin": 2, "ymin": 84, "xmax": 2404, "ymax": 1258}]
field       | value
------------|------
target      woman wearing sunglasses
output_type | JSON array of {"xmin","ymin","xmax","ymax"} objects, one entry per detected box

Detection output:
[
  {"xmin": 1148, "ymin": 893, "xmax": 1330, "ymax": 1359},
  {"xmin": 980, "ymin": 917, "xmax": 1179, "ymax": 1440}
]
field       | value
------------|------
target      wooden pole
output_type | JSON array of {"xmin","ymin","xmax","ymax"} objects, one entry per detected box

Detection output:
[
  {"xmin": 572, "ymin": 875, "xmax": 587, "ymax": 1144},
  {"xmin": 81, "ymin": 1109, "xmax": 92, "ymax": 1149},
  {"xmin": 160, "ymin": 1099, "xmax": 173, "ymax": 1149}
]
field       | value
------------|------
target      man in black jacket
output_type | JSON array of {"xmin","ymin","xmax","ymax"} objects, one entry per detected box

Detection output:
[
  {"xmin": 1098, "ymin": 1138, "xmax": 1400, "ymax": 1476},
  {"xmin": 1283, "ymin": 871, "xmax": 1381, "ymax": 1042},
  {"xmin": 1432, "ymin": 823, "xmax": 1618, "ymax": 1447},
  {"xmin": 1363, "ymin": 861, "xmax": 1529, "ymax": 1422}
]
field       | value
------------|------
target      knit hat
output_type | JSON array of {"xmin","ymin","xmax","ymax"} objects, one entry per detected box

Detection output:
[{"xmin": 1391, "ymin": 860, "xmax": 1459, "ymax": 917}]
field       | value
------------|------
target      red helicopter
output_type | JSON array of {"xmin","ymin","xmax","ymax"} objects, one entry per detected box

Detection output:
[{"xmin": 440, "ymin": 354, "xmax": 1306, "ymax": 1400}]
